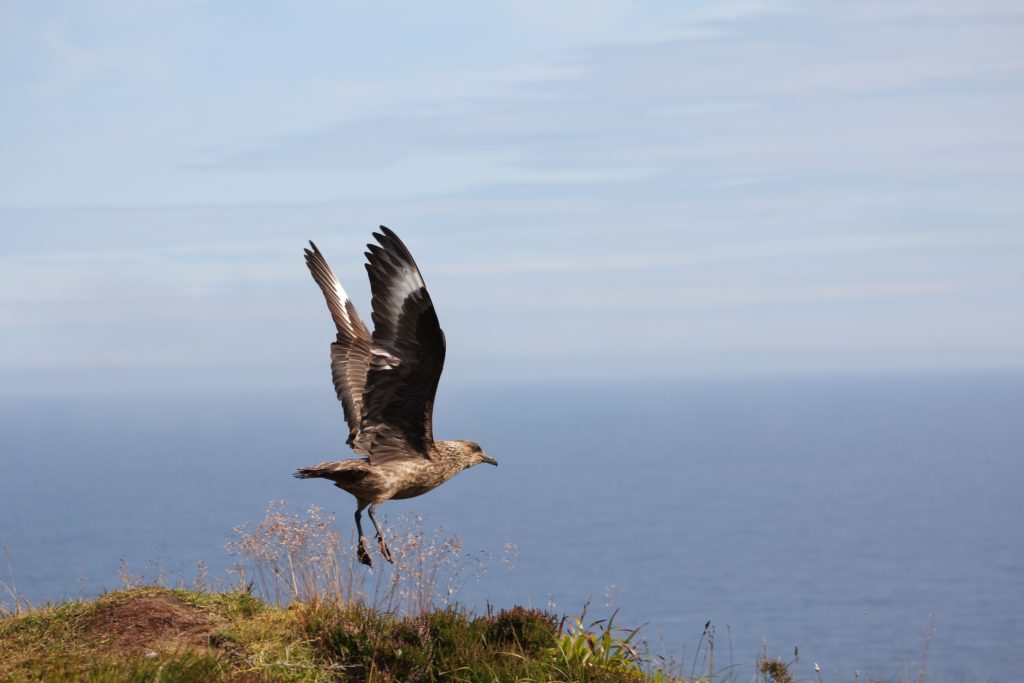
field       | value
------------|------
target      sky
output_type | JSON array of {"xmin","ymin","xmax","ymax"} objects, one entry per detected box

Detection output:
[{"xmin": 1, "ymin": 0, "xmax": 1023, "ymax": 394}]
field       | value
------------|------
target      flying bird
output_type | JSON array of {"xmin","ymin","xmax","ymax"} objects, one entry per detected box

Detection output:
[{"xmin": 295, "ymin": 226, "xmax": 497, "ymax": 566}]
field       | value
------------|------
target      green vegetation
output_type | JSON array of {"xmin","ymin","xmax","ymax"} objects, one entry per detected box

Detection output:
[
  {"xmin": 2, "ymin": 506, "xmax": 718, "ymax": 681},
  {"xmin": 0, "ymin": 586, "xmax": 709, "ymax": 682}
]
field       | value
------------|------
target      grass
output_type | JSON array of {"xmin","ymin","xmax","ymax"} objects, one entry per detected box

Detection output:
[
  {"xmin": 0, "ymin": 586, "xmax": 709, "ymax": 682},
  {"xmin": 2, "ymin": 505, "xmax": 709, "ymax": 682}
]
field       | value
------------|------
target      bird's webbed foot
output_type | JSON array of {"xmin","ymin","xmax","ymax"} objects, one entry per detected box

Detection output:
[
  {"xmin": 357, "ymin": 537, "xmax": 373, "ymax": 567},
  {"xmin": 377, "ymin": 535, "xmax": 395, "ymax": 564}
]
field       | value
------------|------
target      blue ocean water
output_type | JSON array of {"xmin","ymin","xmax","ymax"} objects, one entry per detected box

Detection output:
[{"xmin": 1, "ymin": 373, "xmax": 1022, "ymax": 681}]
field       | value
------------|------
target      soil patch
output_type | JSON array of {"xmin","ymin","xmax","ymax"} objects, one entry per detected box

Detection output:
[{"xmin": 81, "ymin": 592, "xmax": 224, "ymax": 655}]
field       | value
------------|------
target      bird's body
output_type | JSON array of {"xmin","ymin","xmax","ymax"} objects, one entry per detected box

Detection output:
[
  {"xmin": 295, "ymin": 440, "xmax": 486, "ymax": 503},
  {"xmin": 295, "ymin": 227, "xmax": 496, "ymax": 566}
]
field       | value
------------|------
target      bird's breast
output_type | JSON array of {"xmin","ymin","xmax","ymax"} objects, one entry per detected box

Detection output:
[{"xmin": 383, "ymin": 458, "xmax": 459, "ymax": 500}]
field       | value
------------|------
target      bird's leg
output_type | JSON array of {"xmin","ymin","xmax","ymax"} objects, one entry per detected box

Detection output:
[
  {"xmin": 367, "ymin": 504, "xmax": 394, "ymax": 564},
  {"xmin": 354, "ymin": 504, "xmax": 372, "ymax": 567}
]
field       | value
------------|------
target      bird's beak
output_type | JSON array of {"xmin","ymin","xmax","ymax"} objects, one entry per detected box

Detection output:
[{"xmin": 481, "ymin": 454, "xmax": 498, "ymax": 467}]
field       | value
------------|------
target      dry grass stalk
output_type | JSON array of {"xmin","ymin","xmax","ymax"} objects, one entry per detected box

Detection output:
[
  {"xmin": 225, "ymin": 500, "xmax": 483, "ymax": 616},
  {"xmin": 1, "ymin": 545, "xmax": 31, "ymax": 618}
]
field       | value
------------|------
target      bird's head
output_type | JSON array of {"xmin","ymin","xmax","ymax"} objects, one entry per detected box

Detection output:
[{"xmin": 458, "ymin": 440, "xmax": 498, "ymax": 468}]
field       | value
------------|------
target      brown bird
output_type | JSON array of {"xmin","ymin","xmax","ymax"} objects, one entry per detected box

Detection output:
[{"xmin": 294, "ymin": 226, "xmax": 497, "ymax": 566}]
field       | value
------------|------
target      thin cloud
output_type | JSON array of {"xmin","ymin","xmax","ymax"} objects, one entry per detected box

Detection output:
[{"xmin": 432, "ymin": 230, "xmax": 1024, "ymax": 275}]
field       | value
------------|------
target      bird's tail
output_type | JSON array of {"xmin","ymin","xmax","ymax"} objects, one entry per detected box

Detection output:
[
  {"xmin": 293, "ymin": 466, "xmax": 327, "ymax": 479},
  {"xmin": 293, "ymin": 458, "xmax": 366, "ymax": 480}
]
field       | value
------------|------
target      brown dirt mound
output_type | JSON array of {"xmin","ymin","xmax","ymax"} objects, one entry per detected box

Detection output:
[{"xmin": 81, "ymin": 592, "xmax": 224, "ymax": 655}]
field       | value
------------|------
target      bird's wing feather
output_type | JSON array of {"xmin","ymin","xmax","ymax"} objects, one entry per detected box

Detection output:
[
  {"xmin": 356, "ymin": 226, "xmax": 446, "ymax": 463},
  {"xmin": 304, "ymin": 241, "xmax": 373, "ymax": 453}
]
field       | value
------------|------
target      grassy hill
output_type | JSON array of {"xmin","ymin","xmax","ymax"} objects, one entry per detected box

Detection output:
[{"xmin": 0, "ymin": 586, "xmax": 737, "ymax": 682}]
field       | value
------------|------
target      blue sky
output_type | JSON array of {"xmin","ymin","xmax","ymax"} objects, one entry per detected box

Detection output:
[{"xmin": 2, "ymin": 0, "xmax": 1023, "ymax": 393}]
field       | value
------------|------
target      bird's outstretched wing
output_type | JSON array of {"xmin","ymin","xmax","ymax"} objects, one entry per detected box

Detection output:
[
  {"xmin": 355, "ymin": 226, "xmax": 446, "ymax": 463},
  {"xmin": 304, "ymin": 241, "xmax": 373, "ymax": 453}
]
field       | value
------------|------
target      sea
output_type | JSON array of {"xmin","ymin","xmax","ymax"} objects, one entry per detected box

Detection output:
[{"xmin": 1, "ymin": 372, "xmax": 1022, "ymax": 681}]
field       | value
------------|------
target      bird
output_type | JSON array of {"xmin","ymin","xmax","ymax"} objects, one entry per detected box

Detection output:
[{"xmin": 294, "ymin": 226, "xmax": 497, "ymax": 567}]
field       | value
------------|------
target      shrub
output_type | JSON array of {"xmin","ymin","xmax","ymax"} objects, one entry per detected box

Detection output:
[{"xmin": 488, "ymin": 605, "xmax": 558, "ymax": 653}]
